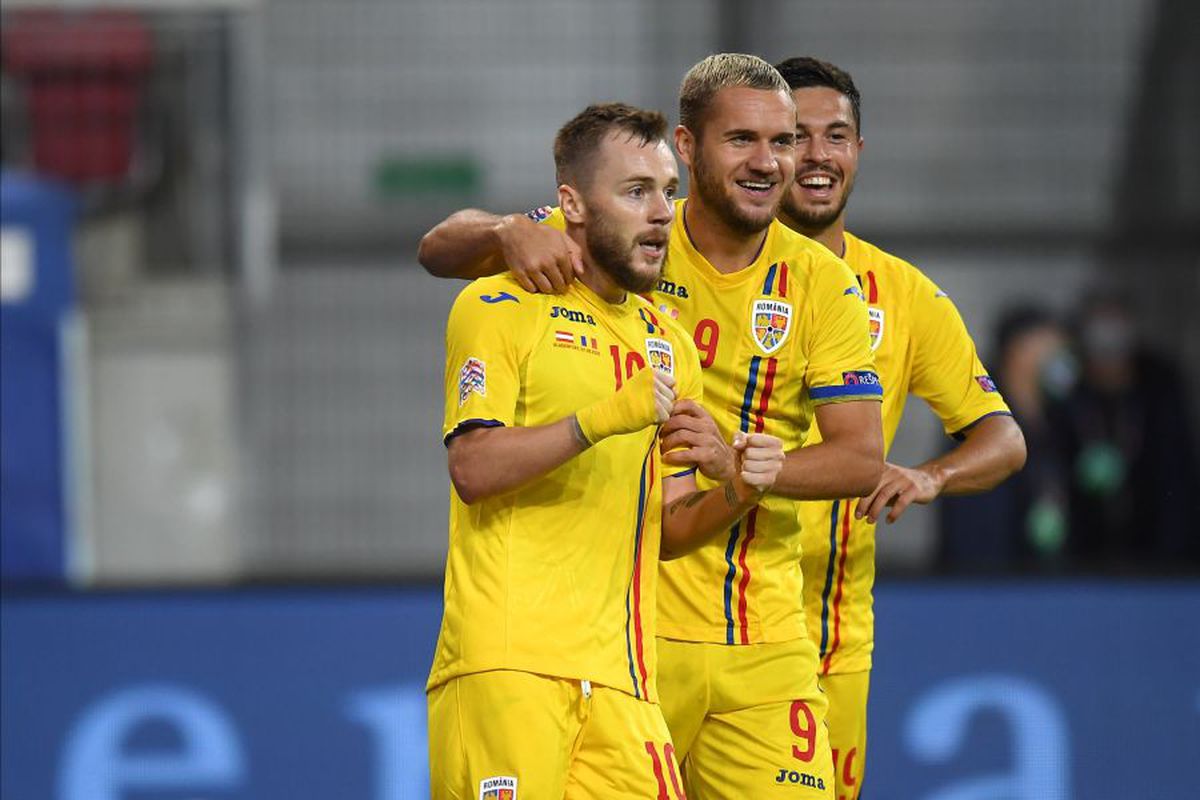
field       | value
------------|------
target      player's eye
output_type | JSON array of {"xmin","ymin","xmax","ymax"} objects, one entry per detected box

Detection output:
[
  {"xmin": 628, "ymin": 185, "xmax": 644, "ymax": 198},
  {"xmin": 665, "ymin": 185, "xmax": 677, "ymax": 200}
]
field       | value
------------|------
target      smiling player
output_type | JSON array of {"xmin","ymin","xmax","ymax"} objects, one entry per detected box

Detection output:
[{"xmin": 776, "ymin": 56, "xmax": 1027, "ymax": 800}]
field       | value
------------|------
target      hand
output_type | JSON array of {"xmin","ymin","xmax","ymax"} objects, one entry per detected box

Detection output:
[
  {"xmin": 731, "ymin": 432, "xmax": 785, "ymax": 499},
  {"xmin": 577, "ymin": 368, "xmax": 675, "ymax": 444},
  {"xmin": 855, "ymin": 462, "xmax": 943, "ymax": 524},
  {"xmin": 660, "ymin": 399, "xmax": 736, "ymax": 482},
  {"xmin": 651, "ymin": 371, "xmax": 676, "ymax": 424},
  {"xmin": 495, "ymin": 214, "xmax": 583, "ymax": 294}
]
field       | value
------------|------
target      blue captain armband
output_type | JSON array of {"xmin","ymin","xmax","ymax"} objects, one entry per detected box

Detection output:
[{"xmin": 810, "ymin": 370, "xmax": 883, "ymax": 403}]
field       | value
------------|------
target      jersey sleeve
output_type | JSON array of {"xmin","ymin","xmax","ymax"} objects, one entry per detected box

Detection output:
[
  {"xmin": 527, "ymin": 204, "xmax": 566, "ymax": 232},
  {"xmin": 442, "ymin": 281, "xmax": 537, "ymax": 445},
  {"xmin": 805, "ymin": 255, "xmax": 883, "ymax": 405},
  {"xmin": 907, "ymin": 272, "xmax": 1011, "ymax": 438}
]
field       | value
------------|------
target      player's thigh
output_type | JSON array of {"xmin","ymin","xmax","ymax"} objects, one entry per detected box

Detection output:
[
  {"xmin": 819, "ymin": 670, "xmax": 870, "ymax": 800},
  {"xmin": 428, "ymin": 670, "xmax": 577, "ymax": 800},
  {"xmin": 685, "ymin": 693, "xmax": 834, "ymax": 799},
  {"xmin": 565, "ymin": 686, "xmax": 686, "ymax": 800},
  {"xmin": 656, "ymin": 637, "xmax": 711, "ymax": 759}
]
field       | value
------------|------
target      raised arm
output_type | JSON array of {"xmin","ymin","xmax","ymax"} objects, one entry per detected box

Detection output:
[
  {"xmin": 418, "ymin": 208, "xmax": 582, "ymax": 292},
  {"xmin": 856, "ymin": 413, "xmax": 1025, "ymax": 524}
]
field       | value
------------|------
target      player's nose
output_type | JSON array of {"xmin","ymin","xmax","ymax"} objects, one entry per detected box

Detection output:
[
  {"xmin": 746, "ymin": 140, "xmax": 777, "ymax": 174},
  {"xmin": 647, "ymin": 191, "xmax": 673, "ymax": 224}
]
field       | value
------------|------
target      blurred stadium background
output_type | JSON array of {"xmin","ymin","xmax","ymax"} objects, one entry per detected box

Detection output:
[{"xmin": 1, "ymin": 0, "xmax": 1197, "ymax": 798}]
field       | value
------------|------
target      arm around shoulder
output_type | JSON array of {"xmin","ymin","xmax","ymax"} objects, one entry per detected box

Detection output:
[{"xmin": 418, "ymin": 209, "xmax": 518, "ymax": 279}]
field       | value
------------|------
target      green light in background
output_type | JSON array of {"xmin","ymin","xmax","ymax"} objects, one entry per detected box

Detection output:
[{"xmin": 372, "ymin": 155, "xmax": 481, "ymax": 199}]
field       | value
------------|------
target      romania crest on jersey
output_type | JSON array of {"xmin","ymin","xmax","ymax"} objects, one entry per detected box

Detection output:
[
  {"xmin": 751, "ymin": 299, "xmax": 792, "ymax": 354},
  {"xmin": 646, "ymin": 337, "xmax": 675, "ymax": 377},
  {"xmin": 479, "ymin": 776, "xmax": 517, "ymax": 800},
  {"xmin": 868, "ymin": 307, "xmax": 884, "ymax": 350}
]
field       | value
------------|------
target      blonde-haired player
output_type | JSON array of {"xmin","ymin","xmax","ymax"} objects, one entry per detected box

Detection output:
[{"xmin": 428, "ymin": 102, "xmax": 785, "ymax": 800}]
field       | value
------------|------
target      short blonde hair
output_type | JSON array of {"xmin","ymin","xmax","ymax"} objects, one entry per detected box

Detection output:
[{"xmin": 679, "ymin": 53, "xmax": 791, "ymax": 134}]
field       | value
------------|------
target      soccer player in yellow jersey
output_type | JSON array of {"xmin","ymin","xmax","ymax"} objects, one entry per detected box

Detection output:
[
  {"xmin": 429, "ymin": 103, "xmax": 787, "ymax": 800},
  {"xmin": 774, "ymin": 57, "xmax": 1028, "ymax": 800},
  {"xmin": 420, "ymin": 56, "xmax": 887, "ymax": 799}
]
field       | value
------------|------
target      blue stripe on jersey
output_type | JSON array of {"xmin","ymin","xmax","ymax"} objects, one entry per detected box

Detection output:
[
  {"xmin": 810, "ymin": 383, "xmax": 884, "ymax": 401},
  {"xmin": 818, "ymin": 500, "xmax": 841, "ymax": 657},
  {"xmin": 665, "ymin": 466, "xmax": 698, "ymax": 479},
  {"xmin": 623, "ymin": 438, "xmax": 654, "ymax": 699},
  {"xmin": 722, "ymin": 521, "xmax": 742, "ymax": 645},
  {"xmin": 724, "ymin": 354, "xmax": 764, "ymax": 643},
  {"xmin": 739, "ymin": 356, "xmax": 763, "ymax": 433},
  {"xmin": 762, "ymin": 262, "xmax": 778, "ymax": 296},
  {"xmin": 442, "ymin": 418, "xmax": 504, "ymax": 446}
]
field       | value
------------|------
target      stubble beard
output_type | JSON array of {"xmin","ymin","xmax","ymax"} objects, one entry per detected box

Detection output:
[
  {"xmin": 692, "ymin": 146, "xmax": 778, "ymax": 237},
  {"xmin": 586, "ymin": 214, "xmax": 662, "ymax": 295}
]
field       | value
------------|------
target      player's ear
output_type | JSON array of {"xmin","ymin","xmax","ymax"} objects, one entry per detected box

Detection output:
[
  {"xmin": 674, "ymin": 125, "xmax": 695, "ymax": 169},
  {"xmin": 559, "ymin": 183, "xmax": 586, "ymax": 225}
]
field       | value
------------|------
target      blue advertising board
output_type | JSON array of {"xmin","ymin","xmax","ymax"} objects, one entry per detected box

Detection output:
[
  {"xmin": 0, "ymin": 170, "xmax": 78, "ymax": 582},
  {"xmin": 2, "ymin": 582, "xmax": 1197, "ymax": 799}
]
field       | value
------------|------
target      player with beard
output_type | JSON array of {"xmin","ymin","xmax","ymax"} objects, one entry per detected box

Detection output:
[
  {"xmin": 420, "ymin": 56, "xmax": 885, "ymax": 799},
  {"xmin": 429, "ymin": 102, "xmax": 786, "ymax": 800},
  {"xmin": 776, "ymin": 57, "xmax": 1027, "ymax": 800}
]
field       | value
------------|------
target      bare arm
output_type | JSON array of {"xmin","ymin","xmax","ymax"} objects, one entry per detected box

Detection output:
[
  {"xmin": 418, "ymin": 209, "xmax": 582, "ymax": 293},
  {"xmin": 773, "ymin": 400, "xmax": 884, "ymax": 500},
  {"xmin": 660, "ymin": 433, "xmax": 784, "ymax": 560},
  {"xmin": 447, "ymin": 417, "xmax": 587, "ymax": 504},
  {"xmin": 856, "ymin": 413, "xmax": 1026, "ymax": 524}
]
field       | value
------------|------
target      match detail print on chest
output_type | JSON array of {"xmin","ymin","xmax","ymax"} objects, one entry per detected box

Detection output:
[{"xmin": 546, "ymin": 300, "xmax": 676, "ymax": 392}]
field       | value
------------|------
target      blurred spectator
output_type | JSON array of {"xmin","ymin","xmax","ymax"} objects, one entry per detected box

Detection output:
[
  {"xmin": 939, "ymin": 306, "xmax": 1075, "ymax": 571},
  {"xmin": 1056, "ymin": 290, "xmax": 1200, "ymax": 568}
]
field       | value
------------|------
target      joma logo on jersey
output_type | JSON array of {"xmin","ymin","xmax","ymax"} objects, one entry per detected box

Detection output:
[
  {"xmin": 549, "ymin": 306, "xmax": 596, "ymax": 325},
  {"xmin": 751, "ymin": 299, "xmax": 792, "ymax": 354},
  {"xmin": 657, "ymin": 278, "xmax": 689, "ymax": 298},
  {"xmin": 774, "ymin": 769, "xmax": 825, "ymax": 789}
]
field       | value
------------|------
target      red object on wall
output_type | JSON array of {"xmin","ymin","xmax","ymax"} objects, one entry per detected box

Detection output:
[{"xmin": 3, "ymin": 10, "xmax": 152, "ymax": 184}]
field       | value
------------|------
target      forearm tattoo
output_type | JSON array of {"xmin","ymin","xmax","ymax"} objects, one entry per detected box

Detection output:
[{"xmin": 667, "ymin": 491, "xmax": 707, "ymax": 517}]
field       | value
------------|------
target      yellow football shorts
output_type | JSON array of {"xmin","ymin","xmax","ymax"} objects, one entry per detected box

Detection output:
[
  {"xmin": 427, "ymin": 669, "xmax": 686, "ymax": 800},
  {"xmin": 658, "ymin": 637, "xmax": 834, "ymax": 798},
  {"xmin": 818, "ymin": 670, "xmax": 870, "ymax": 800}
]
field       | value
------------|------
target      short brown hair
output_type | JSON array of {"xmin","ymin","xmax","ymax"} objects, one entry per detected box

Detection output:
[
  {"xmin": 679, "ymin": 53, "xmax": 790, "ymax": 135},
  {"xmin": 553, "ymin": 102, "xmax": 668, "ymax": 188}
]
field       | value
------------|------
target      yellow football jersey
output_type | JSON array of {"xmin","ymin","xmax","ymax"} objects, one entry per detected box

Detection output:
[
  {"xmin": 429, "ymin": 272, "xmax": 703, "ymax": 702},
  {"xmin": 539, "ymin": 203, "xmax": 880, "ymax": 644},
  {"xmin": 800, "ymin": 231, "xmax": 1012, "ymax": 675}
]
